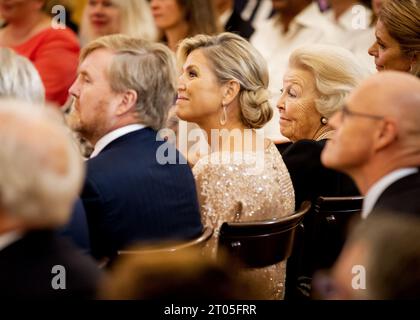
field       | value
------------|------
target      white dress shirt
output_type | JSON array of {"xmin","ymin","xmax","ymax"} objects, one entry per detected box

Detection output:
[
  {"xmin": 0, "ymin": 231, "xmax": 22, "ymax": 252},
  {"xmin": 323, "ymin": 5, "xmax": 376, "ymax": 74},
  {"xmin": 251, "ymin": 2, "xmax": 333, "ymax": 141},
  {"xmin": 90, "ymin": 124, "xmax": 146, "ymax": 158},
  {"xmin": 362, "ymin": 168, "xmax": 419, "ymax": 219}
]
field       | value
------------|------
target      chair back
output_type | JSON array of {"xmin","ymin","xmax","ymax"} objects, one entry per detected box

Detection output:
[
  {"xmin": 311, "ymin": 196, "xmax": 363, "ymax": 269},
  {"xmin": 118, "ymin": 226, "xmax": 213, "ymax": 256},
  {"xmin": 285, "ymin": 196, "xmax": 363, "ymax": 299},
  {"xmin": 218, "ymin": 201, "xmax": 311, "ymax": 268}
]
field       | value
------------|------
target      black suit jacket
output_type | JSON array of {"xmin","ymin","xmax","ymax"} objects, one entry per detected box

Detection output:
[
  {"xmin": 278, "ymin": 139, "xmax": 360, "ymax": 209},
  {"xmin": 224, "ymin": 9, "xmax": 255, "ymax": 40},
  {"xmin": 0, "ymin": 231, "xmax": 101, "ymax": 299},
  {"xmin": 82, "ymin": 128, "xmax": 203, "ymax": 259},
  {"xmin": 372, "ymin": 170, "xmax": 420, "ymax": 216}
]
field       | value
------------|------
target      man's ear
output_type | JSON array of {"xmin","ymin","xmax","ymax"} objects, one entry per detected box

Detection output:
[
  {"xmin": 374, "ymin": 118, "xmax": 398, "ymax": 151},
  {"xmin": 116, "ymin": 90, "xmax": 137, "ymax": 116},
  {"xmin": 222, "ymin": 80, "xmax": 241, "ymax": 106}
]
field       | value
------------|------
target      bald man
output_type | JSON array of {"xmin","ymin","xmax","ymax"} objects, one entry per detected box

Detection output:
[{"xmin": 321, "ymin": 71, "xmax": 420, "ymax": 218}]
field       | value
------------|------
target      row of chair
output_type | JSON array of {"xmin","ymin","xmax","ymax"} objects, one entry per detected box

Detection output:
[{"xmin": 117, "ymin": 196, "xmax": 363, "ymax": 299}]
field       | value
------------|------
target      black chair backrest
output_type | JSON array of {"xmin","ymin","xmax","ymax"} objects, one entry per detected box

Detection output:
[
  {"xmin": 284, "ymin": 196, "xmax": 363, "ymax": 300},
  {"xmin": 218, "ymin": 201, "xmax": 311, "ymax": 268},
  {"xmin": 117, "ymin": 226, "xmax": 213, "ymax": 256},
  {"xmin": 312, "ymin": 196, "xmax": 363, "ymax": 269}
]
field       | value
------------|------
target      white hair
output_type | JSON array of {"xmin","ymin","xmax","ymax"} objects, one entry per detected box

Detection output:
[
  {"xmin": 0, "ymin": 48, "xmax": 45, "ymax": 104},
  {"xmin": 0, "ymin": 99, "xmax": 84, "ymax": 228},
  {"xmin": 289, "ymin": 44, "xmax": 369, "ymax": 118}
]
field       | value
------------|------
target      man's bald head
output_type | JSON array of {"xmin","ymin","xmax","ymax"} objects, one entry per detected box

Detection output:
[
  {"xmin": 349, "ymin": 71, "xmax": 420, "ymax": 138},
  {"xmin": 322, "ymin": 72, "xmax": 420, "ymax": 193},
  {"xmin": 0, "ymin": 99, "xmax": 84, "ymax": 229}
]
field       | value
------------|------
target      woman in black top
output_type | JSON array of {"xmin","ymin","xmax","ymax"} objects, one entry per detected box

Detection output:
[{"xmin": 276, "ymin": 44, "xmax": 368, "ymax": 208}]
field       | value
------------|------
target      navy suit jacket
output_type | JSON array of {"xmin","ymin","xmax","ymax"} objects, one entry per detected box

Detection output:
[
  {"xmin": 81, "ymin": 128, "xmax": 203, "ymax": 259},
  {"xmin": 57, "ymin": 198, "xmax": 91, "ymax": 254}
]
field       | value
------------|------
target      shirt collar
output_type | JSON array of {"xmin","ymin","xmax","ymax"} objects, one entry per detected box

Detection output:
[
  {"xmin": 0, "ymin": 231, "xmax": 22, "ymax": 251},
  {"xmin": 362, "ymin": 167, "xmax": 419, "ymax": 219},
  {"xmin": 90, "ymin": 124, "xmax": 146, "ymax": 158}
]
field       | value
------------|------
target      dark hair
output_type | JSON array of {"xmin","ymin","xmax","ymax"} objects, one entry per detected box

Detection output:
[{"xmin": 159, "ymin": 0, "xmax": 220, "ymax": 42}]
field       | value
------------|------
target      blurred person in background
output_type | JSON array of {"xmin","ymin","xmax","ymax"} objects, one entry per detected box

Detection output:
[
  {"xmin": 0, "ymin": 0, "xmax": 80, "ymax": 106},
  {"xmin": 368, "ymin": 0, "xmax": 419, "ymax": 77},
  {"xmin": 0, "ymin": 99, "xmax": 101, "ymax": 299},
  {"xmin": 151, "ymin": 0, "xmax": 220, "ymax": 52},
  {"xmin": 0, "ymin": 47, "xmax": 45, "ymax": 104},
  {"xmin": 322, "ymin": 0, "xmax": 375, "ymax": 73},
  {"xmin": 79, "ymin": 0, "xmax": 157, "ymax": 46},
  {"xmin": 213, "ymin": 0, "xmax": 254, "ymax": 40},
  {"xmin": 314, "ymin": 212, "xmax": 420, "ymax": 299},
  {"xmin": 100, "ymin": 248, "xmax": 262, "ymax": 300},
  {"xmin": 0, "ymin": 47, "xmax": 91, "ymax": 254}
]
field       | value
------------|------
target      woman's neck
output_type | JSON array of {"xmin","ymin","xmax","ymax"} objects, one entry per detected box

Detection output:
[
  {"xmin": 1, "ymin": 12, "xmax": 50, "ymax": 46},
  {"xmin": 164, "ymin": 21, "xmax": 189, "ymax": 52},
  {"xmin": 199, "ymin": 120, "xmax": 251, "ymax": 154}
]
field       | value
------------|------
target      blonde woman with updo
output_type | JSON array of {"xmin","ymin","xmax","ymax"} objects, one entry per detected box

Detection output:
[{"xmin": 176, "ymin": 33, "xmax": 295, "ymax": 300}]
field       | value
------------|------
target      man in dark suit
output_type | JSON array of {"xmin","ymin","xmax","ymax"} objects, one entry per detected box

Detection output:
[
  {"xmin": 67, "ymin": 35, "xmax": 202, "ymax": 259},
  {"xmin": 0, "ymin": 100, "xmax": 101, "ymax": 299},
  {"xmin": 322, "ymin": 71, "xmax": 420, "ymax": 218}
]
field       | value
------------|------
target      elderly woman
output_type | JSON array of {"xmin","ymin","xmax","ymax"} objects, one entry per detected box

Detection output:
[
  {"xmin": 176, "ymin": 32, "xmax": 294, "ymax": 300},
  {"xmin": 80, "ymin": 0, "xmax": 157, "ymax": 46},
  {"xmin": 277, "ymin": 44, "xmax": 367, "ymax": 208},
  {"xmin": 151, "ymin": 0, "xmax": 220, "ymax": 52},
  {"xmin": 0, "ymin": 47, "xmax": 45, "ymax": 103},
  {"xmin": 368, "ymin": 0, "xmax": 419, "ymax": 77},
  {"xmin": 0, "ymin": 0, "xmax": 80, "ymax": 106}
]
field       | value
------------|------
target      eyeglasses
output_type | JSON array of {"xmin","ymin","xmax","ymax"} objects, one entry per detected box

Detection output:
[{"xmin": 341, "ymin": 105, "xmax": 385, "ymax": 122}]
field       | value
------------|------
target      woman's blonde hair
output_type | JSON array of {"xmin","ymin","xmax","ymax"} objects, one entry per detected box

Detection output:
[
  {"xmin": 177, "ymin": 32, "xmax": 272, "ymax": 129},
  {"xmin": 379, "ymin": 0, "xmax": 420, "ymax": 77},
  {"xmin": 289, "ymin": 44, "xmax": 368, "ymax": 119}
]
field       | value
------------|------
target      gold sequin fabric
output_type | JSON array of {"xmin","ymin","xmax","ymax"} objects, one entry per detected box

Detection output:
[{"xmin": 193, "ymin": 142, "xmax": 295, "ymax": 299}]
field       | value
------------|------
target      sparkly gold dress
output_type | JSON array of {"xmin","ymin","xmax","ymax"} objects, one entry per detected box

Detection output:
[{"xmin": 192, "ymin": 141, "xmax": 295, "ymax": 299}]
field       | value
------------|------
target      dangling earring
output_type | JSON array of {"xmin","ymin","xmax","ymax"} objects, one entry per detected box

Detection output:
[
  {"xmin": 320, "ymin": 117, "xmax": 328, "ymax": 125},
  {"xmin": 220, "ymin": 104, "xmax": 227, "ymax": 126}
]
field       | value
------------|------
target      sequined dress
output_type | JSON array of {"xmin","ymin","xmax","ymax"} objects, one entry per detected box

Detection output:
[{"xmin": 192, "ymin": 142, "xmax": 295, "ymax": 299}]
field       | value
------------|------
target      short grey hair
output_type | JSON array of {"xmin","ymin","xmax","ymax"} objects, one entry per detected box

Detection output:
[
  {"xmin": 289, "ymin": 45, "xmax": 368, "ymax": 118},
  {"xmin": 81, "ymin": 34, "xmax": 177, "ymax": 130},
  {"xmin": 0, "ymin": 48, "xmax": 45, "ymax": 104},
  {"xmin": 177, "ymin": 32, "xmax": 273, "ymax": 129},
  {"xmin": 0, "ymin": 99, "xmax": 84, "ymax": 228}
]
